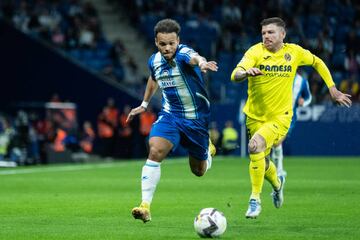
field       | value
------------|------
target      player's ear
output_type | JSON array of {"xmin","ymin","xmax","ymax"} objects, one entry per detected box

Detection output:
[
  {"xmin": 154, "ymin": 37, "xmax": 158, "ymax": 47},
  {"xmin": 281, "ymin": 29, "xmax": 286, "ymax": 40}
]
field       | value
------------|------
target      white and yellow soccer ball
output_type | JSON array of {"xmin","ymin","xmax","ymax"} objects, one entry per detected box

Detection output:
[{"xmin": 194, "ymin": 208, "xmax": 227, "ymax": 238}]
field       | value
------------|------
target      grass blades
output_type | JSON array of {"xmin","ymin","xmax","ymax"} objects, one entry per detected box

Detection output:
[{"xmin": 1, "ymin": 157, "xmax": 360, "ymax": 239}]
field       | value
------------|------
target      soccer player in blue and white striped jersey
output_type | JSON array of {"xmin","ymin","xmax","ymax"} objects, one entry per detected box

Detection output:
[
  {"xmin": 272, "ymin": 73, "xmax": 312, "ymax": 177},
  {"xmin": 126, "ymin": 19, "xmax": 218, "ymax": 222}
]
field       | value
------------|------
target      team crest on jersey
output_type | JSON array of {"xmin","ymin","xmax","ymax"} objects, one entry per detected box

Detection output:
[
  {"xmin": 284, "ymin": 53, "xmax": 291, "ymax": 61},
  {"xmin": 162, "ymin": 69, "xmax": 170, "ymax": 78}
]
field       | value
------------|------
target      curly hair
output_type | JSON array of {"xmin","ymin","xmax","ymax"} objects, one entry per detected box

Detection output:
[{"xmin": 154, "ymin": 19, "xmax": 181, "ymax": 37}]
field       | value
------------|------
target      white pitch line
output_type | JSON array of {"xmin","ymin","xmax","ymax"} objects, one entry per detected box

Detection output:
[
  {"xmin": 0, "ymin": 158, "xmax": 189, "ymax": 176},
  {"xmin": 0, "ymin": 163, "xmax": 121, "ymax": 175}
]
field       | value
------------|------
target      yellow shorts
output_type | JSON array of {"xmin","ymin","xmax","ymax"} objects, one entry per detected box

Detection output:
[{"xmin": 246, "ymin": 115, "xmax": 291, "ymax": 156}]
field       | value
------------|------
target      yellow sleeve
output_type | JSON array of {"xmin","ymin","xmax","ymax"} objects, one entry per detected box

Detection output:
[
  {"xmin": 297, "ymin": 45, "xmax": 335, "ymax": 88},
  {"xmin": 231, "ymin": 46, "xmax": 257, "ymax": 81},
  {"xmin": 312, "ymin": 55, "xmax": 335, "ymax": 88},
  {"xmin": 297, "ymin": 46, "xmax": 315, "ymax": 66}
]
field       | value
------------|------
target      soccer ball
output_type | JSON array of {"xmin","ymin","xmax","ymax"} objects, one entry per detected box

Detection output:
[{"xmin": 194, "ymin": 208, "xmax": 227, "ymax": 238}]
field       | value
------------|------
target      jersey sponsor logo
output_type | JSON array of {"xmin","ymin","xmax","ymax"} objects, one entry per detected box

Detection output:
[
  {"xmin": 259, "ymin": 64, "xmax": 292, "ymax": 72},
  {"xmin": 284, "ymin": 53, "xmax": 291, "ymax": 61},
  {"xmin": 264, "ymin": 72, "xmax": 290, "ymax": 77},
  {"xmin": 158, "ymin": 70, "xmax": 177, "ymax": 88},
  {"xmin": 159, "ymin": 80, "xmax": 177, "ymax": 88},
  {"xmin": 259, "ymin": 64, "xmax": 292, "ymax": 77}
]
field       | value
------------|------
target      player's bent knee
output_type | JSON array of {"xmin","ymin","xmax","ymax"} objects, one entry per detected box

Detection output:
[
  {"xmin": 189, "ymin": 156, "xmax": 206, "ymax": 177},
  {"xmin": 148, "ymin": 146, "xmax": 166, "ymax": 161},
  {"xmin": 248, "ymin": 139, "xmax": 258, "ymax": 154},
  {"xmin": 191, "ymin": 168, "xmax": 205, "ymax": 177},
  {"xmin": 248, "ymin": 135, "xmax": 266, "ymax": 154}
]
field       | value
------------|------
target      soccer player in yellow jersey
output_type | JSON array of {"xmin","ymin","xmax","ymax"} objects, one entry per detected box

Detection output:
[{"xmin": 231, "ymin": 17, "xmax": 352, "ymax": 219}]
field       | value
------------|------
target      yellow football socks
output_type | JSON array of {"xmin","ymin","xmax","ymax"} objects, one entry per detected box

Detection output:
[
  {"xmin": 265, "ymin": 160, "xmax": 281, "ymax": 190},
  {"xmin": 249, "ymin": 152, "xmax": 265, "ymax": 200}
]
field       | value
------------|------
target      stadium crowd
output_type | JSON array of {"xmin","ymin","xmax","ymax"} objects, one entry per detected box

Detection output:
[
  {"xmin": 112, "ymin": 0, "xmax": 360, "ymax": 103},
  {"xmin": 0, "ymin": 94, "xmax": 158, "ymax": 165},
  {"xmin": 0, "ymin": 95, "xmax": 240, "ymax": 165},
  {"xmin": 1, "ymin": 0, "xmax": 359, "ymax": 103},
  {"xmin": 0, "ymin": 0, "xmax": 145, "ymax": 88}
]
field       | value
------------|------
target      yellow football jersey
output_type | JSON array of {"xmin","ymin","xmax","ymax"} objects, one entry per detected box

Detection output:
[{"xmin": 231, "ymin": 43, "xmax": 334, "ymax": 121}]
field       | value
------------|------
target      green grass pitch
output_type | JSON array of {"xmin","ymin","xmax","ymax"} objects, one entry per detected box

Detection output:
[{"xmin": 1, "ymin": 156, "xmax": 360, "ymax": 240}]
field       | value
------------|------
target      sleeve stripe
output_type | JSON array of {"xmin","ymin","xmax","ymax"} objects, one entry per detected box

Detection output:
[
  {"xmin": 179, "ymin": 46, "xmax": 196, "ymax": 54},
  {"xmin": 178, "ymin": 52, "xmax": 191, "ymax": 58},
  {"xmin": 179, "ymin": 47, "xmax": 191, "ymax": 53},
  {"xmin": 237, "ymin": 66, "xmax": 246, "ymax": 71}
]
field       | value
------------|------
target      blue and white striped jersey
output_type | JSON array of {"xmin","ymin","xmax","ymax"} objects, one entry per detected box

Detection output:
[
  {"xmin": 292, "ymin": 73, "xmax": 312, "ymax": 122},
  {"xmin": 148, "ymin": 44, "xmax": 210, "ymax": 119}
]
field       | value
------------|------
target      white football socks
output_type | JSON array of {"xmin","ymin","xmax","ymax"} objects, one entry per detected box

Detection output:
[
  {"xmin": 272, "ymin": 145, "xmax": 284, "ymax": 175},
  {"xmin": 141, "ymin": 159, "xmax": 161, "ymax": 204},
  {"xmin": 206, "ymin": 151, "xmax": 212, "ymax": 171}
]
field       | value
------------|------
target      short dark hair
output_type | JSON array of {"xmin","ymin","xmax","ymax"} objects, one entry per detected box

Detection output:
[
  {"xmin": 154, "ymin": 19, "xmax": 181, "ymax": 37},
  {"xmin": 260, "ymin": 17, "xmax": 286, "ymax": 29}
]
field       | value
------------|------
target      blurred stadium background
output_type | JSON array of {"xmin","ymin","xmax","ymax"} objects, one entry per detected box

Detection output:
[
  {"xmin": 1, "ymin": 1, "xmax": 360, "ymax": 239},
  {"xmin": 0, "ymin": 0, "xmax": 359, "ymax": 163}
]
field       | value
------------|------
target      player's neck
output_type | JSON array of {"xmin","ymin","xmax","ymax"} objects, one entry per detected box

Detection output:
[
  {"xmin": 268, "ymin": 43, "xmax": 284, "ymax": 53},
  {"xmin": 166, "ymin": 58, "xmax": 176, "ymax": 67}
]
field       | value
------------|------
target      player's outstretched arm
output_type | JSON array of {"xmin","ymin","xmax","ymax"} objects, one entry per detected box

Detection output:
[
  {"xmin": 126, "ymin": 106, "xmax": 146, "ymax": 123},
  {"xmin": 189, "ymin": 55, "xmax": 218, "ymax": 73},
  {"xmin": 231, "ymin": 67, "xmax": 263, "ymax": 82},
  {"xmin": 329, "ymin": 86, "xmax": 352, "ymax": 108},
  {"xmin": 126, "ymin": 76, "xmax": 158, "ymax": 123},
  {"xmin": 311, "ymin": 55, "xmax": 352, "ymax": 108}
]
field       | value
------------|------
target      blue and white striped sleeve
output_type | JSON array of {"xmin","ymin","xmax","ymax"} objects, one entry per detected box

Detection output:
[
  {"xmin": 147, "ymin": 54, "xmax": 156, "ymax": 80},
  {"xmin": 177, "ymin": 44, "xmax": 198, "ymax": 64}
]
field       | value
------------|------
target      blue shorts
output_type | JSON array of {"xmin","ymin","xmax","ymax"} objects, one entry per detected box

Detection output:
[{"xmin": 149, "ymin": 112, "xmax": 209, "ymax": 160}]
